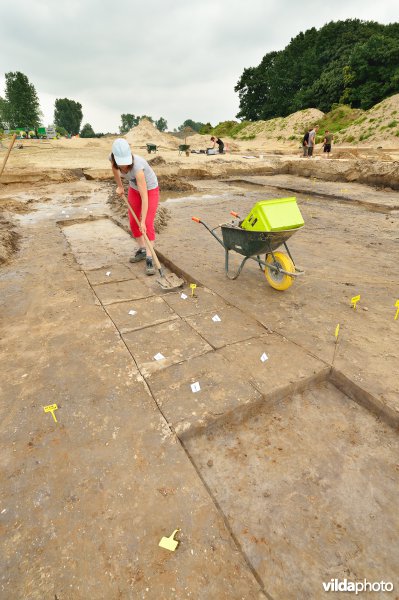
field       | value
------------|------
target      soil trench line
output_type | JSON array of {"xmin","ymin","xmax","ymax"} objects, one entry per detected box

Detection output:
[
  {"xmin": 329, "ymin": 368, "xmax": 399, "ymax": 429},
  {"xmin": 82, "ymin": 270, "xmax": 269, "ymax": 596},
  {"xmin": 177, "ymin": 437, "xmax": 273, "ymax": 600}
]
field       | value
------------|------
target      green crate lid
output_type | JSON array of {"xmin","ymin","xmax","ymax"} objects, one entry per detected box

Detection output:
[{"xmin": 241, "ymin": 197, "xmax": 304, "ymax": 232}]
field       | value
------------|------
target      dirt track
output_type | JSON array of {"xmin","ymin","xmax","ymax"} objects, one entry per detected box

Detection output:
[{"xmin": 1, "ymin": 143, "xmax": 398, "ymax": 599}]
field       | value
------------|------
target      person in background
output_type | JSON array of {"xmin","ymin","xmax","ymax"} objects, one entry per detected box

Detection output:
[
  {"xmin": 323, "ymin": 130, "xmax": 333, "ymax": 158},
  {"xmin": 302, "ymin": 128, "xmax": 312, "ymax": 157},
  {"xmin": 110, "ymin": 138, "xmax": 159, "ymax": 275},
  {"xmin": 307, "ymin": 126, "xmax": 318, "ymax": 157},
  {"xmin": 210, "ymin": 136, "xmax": 224, "ymax": 154}
]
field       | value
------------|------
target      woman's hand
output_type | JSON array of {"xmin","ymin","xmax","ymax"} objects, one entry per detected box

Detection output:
[
  {"xmin": 116, "ymin": 186, "xmax": 124, "ymax": 197},
  {"xmin": 140, "ymin": 221, "xmax": 147, "ymax": 235}
]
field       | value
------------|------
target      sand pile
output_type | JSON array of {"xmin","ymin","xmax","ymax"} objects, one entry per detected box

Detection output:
[
  {"xmin": 236, "ymin": 108, "xmax": 324, "ymax": 142},
  {"xmin": 124, "ymin": 119, "xmax": 179, "ymax": 150},
  {"xmin": 334, "ymin": 94, "xmax": 399, "ymax": 147},
  {"xmin": 157, "ymin": 174, "xmax": 196, "ymax": 192}
]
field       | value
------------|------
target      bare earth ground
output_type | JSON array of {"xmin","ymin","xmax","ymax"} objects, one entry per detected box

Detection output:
[{"xmin": 0, "ymin": 141, "xmax": 398, "ymax": 599}]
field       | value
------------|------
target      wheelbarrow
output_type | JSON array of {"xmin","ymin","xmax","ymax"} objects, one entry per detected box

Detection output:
[
  {"xmin": 178, "ymin": 144, "xmax": 190, "ymax": 156},
  {"xmin": 146, "ymin": 143, "xmax": 157, "ymax": 154},
  {"xmin": 192, "ymin": 211, "xmax": 304, "ymax": 291}
]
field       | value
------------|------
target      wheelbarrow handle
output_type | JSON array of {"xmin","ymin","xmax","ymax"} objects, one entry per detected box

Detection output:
[
  {"xmin": 230, "ymin": 211, "xmax": 240, "ymax": 218},
  {"xmin": 191, "ymin": 215, "xmax": 225, "ymax": 248}
]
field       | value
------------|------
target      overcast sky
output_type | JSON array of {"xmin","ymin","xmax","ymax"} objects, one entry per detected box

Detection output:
[{"xmin": 1, "ymin": 0, "xmax": 397, "ymax": 132}]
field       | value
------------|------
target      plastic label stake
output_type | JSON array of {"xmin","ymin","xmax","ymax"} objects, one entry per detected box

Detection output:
[
  {"xmin": 351, "ymin": 295, "xmax": 360, "ymax": 310},
  {"xmin": 159, "ymin": 529, "xmax": 180, "ymax": 551},
  {"xmin": 335, "ymin": 324, "xmax": 340, "ymax": 340},
  {"xmin": 394, "ymin": 300, "xmax": 399, "ymax": 321},
  {"xmin": 44, "ymin": 404, "xmax": 58, "ymax": 423},
  {"xmin": 260, "ymin": 352, "xmax": 268, "ymax": 362},
  {"xmin": 180, "ymin": 293, "xmax": 188, "ymax": 300},
  {"xmin": 190, "ymin": 283, "xmax": 197, "ymax": 297},
  {"xmin": 191, "ymin": 382, "xmax": 201, "ymax": 393}
]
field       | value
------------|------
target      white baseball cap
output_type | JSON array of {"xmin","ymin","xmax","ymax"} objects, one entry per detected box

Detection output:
[{"xmin": 112, "ymin": 138, "xmax": 132, "ymax": 166}]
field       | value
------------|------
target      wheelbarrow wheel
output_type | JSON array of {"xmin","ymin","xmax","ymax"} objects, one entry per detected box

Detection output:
[{"xmin": 265, "ymin": 252, "xmax": 295, "ymax": 291}]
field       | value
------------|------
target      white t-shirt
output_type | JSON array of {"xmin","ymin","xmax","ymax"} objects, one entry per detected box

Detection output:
[
  {"xmin": 109, "ymin": 153, "xmax": 158, "ymax": 191},
  {"xmin": 308, "ymin": 129, "xmax": 316, "ymax": 147}
]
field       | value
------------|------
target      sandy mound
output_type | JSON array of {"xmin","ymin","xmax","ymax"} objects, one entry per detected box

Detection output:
[
  {"xmin": 0, "ymin": 214, "xmax": 20, "ymax": 264},
  {"xmin": 148, "ymin": 155, "xmax": 167, "ymax": 166},
  {"xmin": 236, "ymin": 108, "xmax": 324, "ymax": 142},
  {"xmin": 157, "ymin": 174, "xmax": 196, "ymax": 192},
  {"xmin": 124, "ymin": 119, "xmax": 179, "ymax": 150},
  {"xmin": 334, "ymin": 94, "xmax": 399, "ymax": 147}
]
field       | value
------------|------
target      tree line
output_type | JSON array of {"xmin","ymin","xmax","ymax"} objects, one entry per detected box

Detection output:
[
  {"xmin": 0, "ymin": 73, "xmax": 212, "ymax": 137},
  {"xmin": 0, "ymin": 71, "xmax": 170, "ymax": 137},
  {"xmin": 235, "ymin": 19, "xmax": 399, "ymax": 121}
]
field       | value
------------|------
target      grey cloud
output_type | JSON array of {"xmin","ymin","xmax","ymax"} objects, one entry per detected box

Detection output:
[{"xmin": 1, "ymin": 0, "xmax": 398, "ymax": 131}]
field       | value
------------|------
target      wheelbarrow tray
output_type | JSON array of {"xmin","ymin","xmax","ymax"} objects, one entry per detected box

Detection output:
[{"xmin": 220, "ymin": 224, "xmax": 301, "ymax": 257}]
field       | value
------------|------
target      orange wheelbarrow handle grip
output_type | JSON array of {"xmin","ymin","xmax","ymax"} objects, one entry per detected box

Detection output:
[
  {"xmin": 192, "ymin": 217, "xmax": 201, "ymax": 223},
  {"xmin": 230, "ymin": 211, "xmax": 240, "ymax": 218}
]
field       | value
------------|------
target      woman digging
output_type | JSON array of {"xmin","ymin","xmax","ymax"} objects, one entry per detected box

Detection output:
[{"xmin": 110, "ymin": 138, "xmax": 159, "ymax": 275}]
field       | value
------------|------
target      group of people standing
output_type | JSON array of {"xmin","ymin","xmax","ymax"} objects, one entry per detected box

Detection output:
[{"xmin": 302, "ymin": 126, "xmax": 333, "ymax": 158}]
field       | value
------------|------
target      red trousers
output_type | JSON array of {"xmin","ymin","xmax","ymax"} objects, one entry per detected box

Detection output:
[{"xmin": 127, "ymin": 186, "xmax": 159, "ymax": 241}]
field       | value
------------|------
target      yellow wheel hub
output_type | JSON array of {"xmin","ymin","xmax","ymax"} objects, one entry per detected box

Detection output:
[{"xmin": 265, "ymin": 251, "xmax": 295, "ymax": 291}]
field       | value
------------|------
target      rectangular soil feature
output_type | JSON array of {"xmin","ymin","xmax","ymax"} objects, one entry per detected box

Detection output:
[{"xmin": 185, "ymin": 381, "xmax": 399, "ymax": 599}]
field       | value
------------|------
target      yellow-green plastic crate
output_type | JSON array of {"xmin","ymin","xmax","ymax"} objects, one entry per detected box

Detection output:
[{"xmin": 241, "ymin": 197, "xmax": 304, "ymax": 232}]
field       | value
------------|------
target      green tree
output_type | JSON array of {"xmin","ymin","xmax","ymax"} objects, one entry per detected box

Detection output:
[
  {"xmin": 235, "ymin": 19, "xmax": 399, "ymax": 120},
  {"xmin": 120, "ymin": 114, "xmax": 140, "ymax": 133},
  {"xmin": 155, "ymin": 117, "xmax": 167, "ymax": 132},
  {"xmin": 54, "ymin": 98, "xmax": 83, "ymax": 136},
  {"xmin": 178, "ymin": 119, "xmax": 205, "ymax": 132},
  {"xmin": 199, "ymin": 122, "xmax": 213, "ymax": 134},
  {"xmin": 4, "ymin": 71, "xmax": 41, "ymax": 128},
  {"xmin": 80, "ymin": 123, "xmax": 96, "ymax": 138},
  {"xmin": 119, "ymin": 114, "xmax": 155, "ymax": 133},
  {"xmin": 0, "ymin": 96, "xmax": 9, "ymax": 129},
  {"xmin": 346, "ymin": 33, "xmax": 399, "ymax": 108},
  {"xmin": 55, "ymin": 125, "xmax": 68, "ymax": 137}
]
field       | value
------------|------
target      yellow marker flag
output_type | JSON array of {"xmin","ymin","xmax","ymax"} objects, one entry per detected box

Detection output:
[
  {"xmin": 44, "ymin": 403, "xmax": 58, "ymax": 423},
  {"xmin": 159, "ymin": 529, "xmax": 180, "ymax": 552},
  {"xmin": 351, "ymin": 295, "xmax": 360, "ymax": 310},
  {"xmin": 394, "ymin": 299, "xmax": 399, "ymax": 321},
  {"xmin": 335, "ymin": 324, "xmax": 340, "ymax": 340},
  {"xmin": 189, "ymin": 283, "xmax": 197, "ymax": 297}
]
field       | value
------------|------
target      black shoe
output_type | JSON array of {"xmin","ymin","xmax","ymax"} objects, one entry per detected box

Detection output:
[
  {"xmin": 129, "ymin": 248, "xmax": 146, "ymax": 263},
  {"xmin": 146, "ymin": 257, "xmax": 155, "ymax": 275}
]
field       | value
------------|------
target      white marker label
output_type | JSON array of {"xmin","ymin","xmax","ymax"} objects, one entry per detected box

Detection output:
[
  {"xmin": 260, "ymin": 352, "xmax": 268, "ymax": 362},
  {"xmin": 212, "ymin": 314, "xmax": 221, "ymax": 322},
  {"xmin": 128, "ymin": 310, "xmax": 137, "ymax": 316},
  {"xmin": 154, "ymin": 353, "xmax": 165, "ymax": 361},
  {"xmin": 106, "ymin": 271, "xmax": 111, "ymax": 277},
  {"xmin": 191, "ymin": 382, "xmax": 201, "ymax": 393},
  {"xmin": 180, "ymin": 293, "xmax": 188, "ymax": 300}
]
